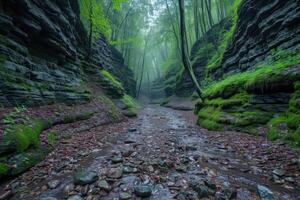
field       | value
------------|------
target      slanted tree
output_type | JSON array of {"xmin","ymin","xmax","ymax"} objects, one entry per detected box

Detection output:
[{"xmin": 178, "ymin": 0, "xmax": 203, "ymax": 100}]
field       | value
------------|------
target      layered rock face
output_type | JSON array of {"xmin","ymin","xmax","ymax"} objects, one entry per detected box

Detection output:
[
  {"xmin": 195, "ymin": 0, "xmax": 300, "ymax": 141},
  {"xmin": 211, "ymin": 0, "xmax": 300, "ymax": 79},
  {"xmin": 0, "ymin": 0, "xmax": 136, "ymax": 107}
]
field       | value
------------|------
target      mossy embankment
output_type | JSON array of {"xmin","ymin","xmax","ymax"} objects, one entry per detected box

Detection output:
[{"xmin": 195, "ymin": 50, "xmax": 300, "ymax": 146}]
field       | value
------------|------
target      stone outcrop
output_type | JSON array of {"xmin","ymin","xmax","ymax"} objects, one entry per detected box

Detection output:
[{"xmin": 0, "ymin": 0, "xmax": 136, "ymax": 107}]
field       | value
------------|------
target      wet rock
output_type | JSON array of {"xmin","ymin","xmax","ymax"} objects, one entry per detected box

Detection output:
[
  {"xmin": 120, "ymin": 192, "xmax": 132, "ymax": 199},
  {"xmin": 63, "ymin": 184, "xmax": 75, "ymax": 196},
  {"xmin": 272, "ymin": 169, "xmax": 285, "ymax": 177},
  {"xmin": 222, "ymin": 182, "xmax": 236, "ymax": 200},
  {"xmin": 47, "ymin": 180, "xmax": 60, "ymax": 189},
  {"xmin": 236, "ymin": 188, "xmax": 251, "ymax": 200},
  {"xmin": 285, "ymin": 177, "xmax": 295, "ymax": 183},
  {"xmin": 74, "ymin": 171, "xmax": 98, "ymax": 185},
  {"xmin": 175, "ymin": 164, "xmax": 187, "ymax": 172},
  {"xmin": 123, "ymin": 165, "xmax": 136, "ymax": 174},
  {"xmin": 40, "ymin": 197, "xmax": 58, "ymax": 200},
  {"xmin": 98, "ymin": 180, "xmax": 110, "ymax": 192},
  {"xmin": 193, "ymin": 185, "xmax": 209, "ymax": 198},
  {"xmin": 257, "ymin": 185, "xmax": 278, "ymax": 200},
  {"xmin": 67, "ymin": 195, "xmax": 83, "ymax": 200},
  {"xmin": 134, "ymin": 185, "xmax": 152, "ymax": 197},
  {"xmin": 108, "ymin": 167, "xmax": 123, "ymax": 179},
  {"xmin": 111, "ymin": 156, "xmax": 123, "ymax": 164}
]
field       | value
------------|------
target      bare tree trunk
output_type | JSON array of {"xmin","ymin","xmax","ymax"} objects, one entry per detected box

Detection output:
[
  {"xmin": 178, "ymin": 0, "xmax": 203, "ymax": 99},
  {"xmin": 137, "ymin": 39, "xmax": 149, "ymax": 98}
]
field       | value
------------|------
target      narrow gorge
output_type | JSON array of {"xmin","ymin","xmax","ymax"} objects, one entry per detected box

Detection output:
[{"xmin": 0, "ymin": 0, "xmax": 299, "ymax": 200}]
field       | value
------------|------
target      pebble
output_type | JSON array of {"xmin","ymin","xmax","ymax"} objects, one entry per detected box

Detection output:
[
  {"xmin": 111, "ymin": 156, "xmax": 123, "ymax": 164},
  {"xmin": 74, "ymin": 170, "xmax": 98, "ymax": 185},
  {"xmin": 134, "ymin": 185, "xmax": 152, "ymax": 197},
  {"xmin": 257, "ymin": 185, "xmax": 278, "ymax": 200},
  {"xmin": 98, "ymin": 180, "xmax": 110, "ymax": 192},
  {"xmin": 47, "ymin": 180, "xmax": 60, "ymax": 189},
  {"xmin": 108, "ymin": 167, "xmax": 123, "ymax": 179},
  {"xmin": 272, "ymin": 169, "xmax": 285, "ymax": 177},
  {"xmin": 67, "ymin": 195, "xmax": 83, "ymax": 200},
  {"xmin": 120, "ymin": 192, "xmax": 132, "ymax": 199}
]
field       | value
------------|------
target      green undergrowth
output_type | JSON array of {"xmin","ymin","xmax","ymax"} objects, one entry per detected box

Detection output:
[{"xmin": 203, "ymin": 52, "xmax": 300, "ymax": 99}]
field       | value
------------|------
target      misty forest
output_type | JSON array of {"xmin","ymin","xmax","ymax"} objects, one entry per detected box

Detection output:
[{"xmin": 0, "ymin": 0, "xmax": 300, "ymax": 199}]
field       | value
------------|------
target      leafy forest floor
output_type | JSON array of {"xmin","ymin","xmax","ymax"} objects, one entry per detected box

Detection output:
[{"xmin": 1, "ymin": 105, "xmax": 300, "ymax": 200}]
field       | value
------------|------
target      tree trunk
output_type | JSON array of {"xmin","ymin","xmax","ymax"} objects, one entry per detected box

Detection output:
[{"xmin": 178, "ymin": 0, "xmax": 203, "ymax": 99}]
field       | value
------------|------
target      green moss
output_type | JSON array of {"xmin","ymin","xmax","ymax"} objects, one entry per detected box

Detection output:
[
  {"xmin": 204, "ymin": 52, "xmax": 300, "ymax": 99},
  {"xmin": 234, "ymin": 111, "xmax": 272, "ymax": 127},
  {"xmin": 0, "ymin": 163, "xmax": 8, "ymax": 175},
  {"xmin": 287, "ymin": 113, "xmax": 300, "ymax": 130},
  {"xmin": 267, "ymin": 116, "xmax": 288, "ymax": 141},
  {"xmin": 198, "ymin": 119, "xmax": 224, "ymax": 131},
  {"xmin": 100, "ymin": 69, "xmax": 124, "ymax": 90},
  {"xmin": 3, "ymin": 120, "xmax": 46, "ymax": 152},
  {"xmin": 122, "ymin": 108, "xmax": 138, "ymax": 118},
  {"xmin": 122, "ymin": 94, "xmax": 139, "ymax": 109},
  {"xmin": 205, "ymin": 92, "xmax": 249, "ymax": 108}
]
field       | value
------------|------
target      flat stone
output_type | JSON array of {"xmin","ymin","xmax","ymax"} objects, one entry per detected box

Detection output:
[
  {"xmin": 67, "ymin": 195, "xmax": 83, "ymax": 200},
  {"xmin": 120, "ymin": 192, "xmax": 132, "ymax": 200},
  {"xmin": 134, "ymin": 185, "xmax": 152, "ymax": 197},
  {"xmin": 47, "ymin": 180, "xmax": 60, "ymax": 189},
  {"xmin": 108, "ymin": 167, "xmax": 123, "ymax": 179},
  {"xmin": 40, "ymin": 197, "xmax": 58, "ymax": 200},
  {"xmin": 111, "ymin": 156, "xmax": 123, "ymax": 164},
  {"xmin": 98, "ymin": 180, "xmax": 110, "ymax": 192},
  {"xmin": 74, "ymin": 171, "xmax": 98, "ymax": 185},
  {"xmin": 272, "ymin": 169, "xmax": 285, "ymax": 177},
  {"xmin": 257, "ymin": 185, "xmax": 278, "ymax": 200}
]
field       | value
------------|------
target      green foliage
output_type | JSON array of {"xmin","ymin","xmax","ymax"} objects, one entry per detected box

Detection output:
[
  {"xmin": 46, "ymin": 132, "xmax": 57, "ymax": 147},
  {"xmin": 292, "ymin": 129, "xmax": 300, "ymax": 147},
  {"xmin": 3, "ymin": 120, "xmax": 46, "ymax": 152},
  {"xmin": 79, "ymin": 0, "xmax": 111, "ymax": 40},
  {"xmin": 112, "ymin": 0, "xmax": 128, "ymax": 10},
  {"xmin": 207, "ymin": 0, "xmax": 242, "ymax": 71},
  {"xmin": 203, "ymin": 52, "xmax": 300, "ymax": 99}
]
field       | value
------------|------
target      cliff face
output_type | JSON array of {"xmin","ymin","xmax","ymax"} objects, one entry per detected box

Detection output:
[
  {"xmin": 194, "ymin": 0, "xmax": 300, "ymax": 144},
  {"xmin": 0, "ymin": 0, "xmax": 135, "ymax": 107},
  {"xmin": 211, "ymin": 0, "xmax": 300, "ymax": 79}
]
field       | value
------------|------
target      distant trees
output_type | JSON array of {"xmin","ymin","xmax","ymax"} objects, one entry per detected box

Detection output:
[{"xmin": 79, "ymin": 0, "xmax": 111, "ymax": 58}]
